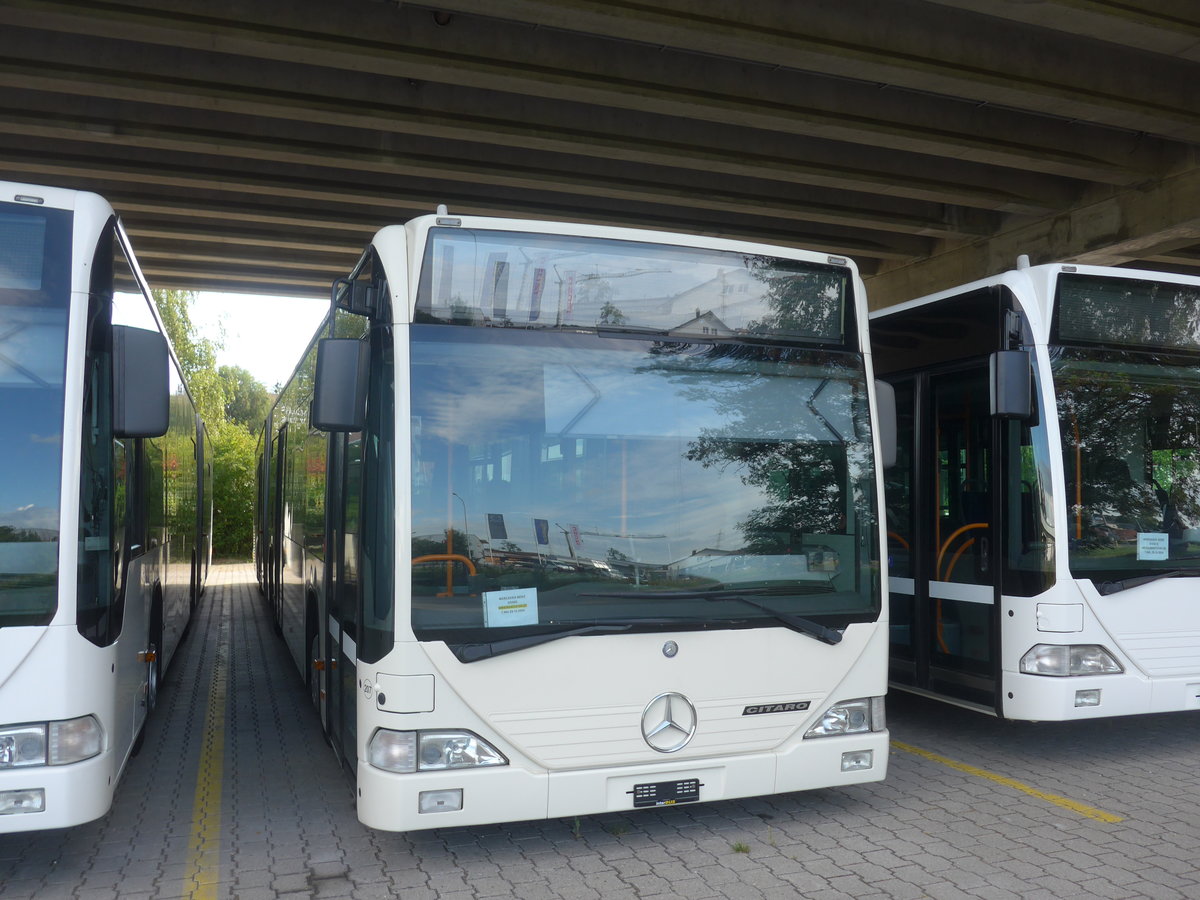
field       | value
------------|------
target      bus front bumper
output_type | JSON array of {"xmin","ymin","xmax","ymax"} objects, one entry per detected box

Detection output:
[
  {"xmin": 0, "ymin": 752, "xmax": 114, "ymax": 833},
  {"xmin": 356, "ymin": 730, "xmax": 889, "ymax": 832},
  {"xmin": 1002, "ymin": 670, "xmax": 1200, "ymax": 721}
]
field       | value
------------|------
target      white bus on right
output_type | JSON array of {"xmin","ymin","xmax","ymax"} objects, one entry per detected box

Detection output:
[{"xmin": 872, "ymin": 259, "xmax": 1200, "ymax": 721}]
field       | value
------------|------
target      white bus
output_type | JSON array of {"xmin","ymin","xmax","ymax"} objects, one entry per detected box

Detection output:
[
  {"xmin": 257, "ymin": 210, "xmax": 893, "ymax": 832},
  {"xmin": 873, "ymin": 260, "xmax": 1200, "ymax": 721},
  {"xmin": 0, "ymin": 182, "xmax": 212, "ymax": 831}
]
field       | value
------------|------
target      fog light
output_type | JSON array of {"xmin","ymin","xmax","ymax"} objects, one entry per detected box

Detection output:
[
  {"xmin": 1074, "ymin": 689, "xmax": 1102, "ymax": 708},
  {"xmin": 419, "ymin": 789, "xmax": 463, "ymax": 814},
  {"xmin": 841, "ymin": 750, "xmax": 874, "ymax": 772},
  {"xmin": 0, "ymin": 788, "xmax": 45, "ymax": 815}
]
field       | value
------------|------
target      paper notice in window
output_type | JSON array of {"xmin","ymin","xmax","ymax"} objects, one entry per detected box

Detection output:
[
  {"xmin": 484, "ymin": 588, "xmax": 539, "ymax": 627},
  {"xmin": 1137, "ymin": 533, "xmax": 1169, "ymax": 561}
]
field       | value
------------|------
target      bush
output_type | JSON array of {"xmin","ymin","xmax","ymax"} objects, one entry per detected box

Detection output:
[{"xmin": 211, "ymin": 423, "xmax": 259, "ymax": 559}]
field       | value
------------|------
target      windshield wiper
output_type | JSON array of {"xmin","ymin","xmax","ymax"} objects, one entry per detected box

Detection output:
[
  {"xmin": 580, "ymin": 590, "xmax": 843, "ymax": 645},
  {"xmin": 450, "ymin": 623, "xmax": 632, "ymax": 663},
  {"xmin": 1096, "ymin": 569, "xmax": 1197, "ymax": 596}
]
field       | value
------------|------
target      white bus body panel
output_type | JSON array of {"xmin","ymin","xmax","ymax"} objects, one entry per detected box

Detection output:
[
  {"xmin": 0, "ymin": 553, "xmax": 156, "ymax": 832},
  {"xmin": 1001, "ymin": 576, "xmax": 1200, "ymax": 721},
  {"xmin": 341, "ymin": 214, "xmax": 889, "ymax": 831},
  {"xmin": 0, "ymin": 625, "xmax": 119, "ymax": 832},
  {"xmin": 0, "ymin": 182, "xmax": 186, "ymax": 830},
  {"xmin": 880, "ymin": 261, "xmax": 1200, "ymax": 721},
  {"xmin": 357, "ymin": 622, "xmax": 888, "ymax": 831}
]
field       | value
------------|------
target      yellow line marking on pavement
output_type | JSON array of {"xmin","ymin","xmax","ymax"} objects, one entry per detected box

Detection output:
[
  {"xmin": 891, "ymin": 739, "xmax": 1123, "ymax": 824},
  {"xmin": 184, "ymin": 610, "xmax": 228, "ymax": 899}
]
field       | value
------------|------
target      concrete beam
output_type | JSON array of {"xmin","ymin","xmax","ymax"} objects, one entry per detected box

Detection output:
[
  {"xmin": 408, "ymin": 0, "xmax": 1200, "ymax": 142},
  {"xmin": 0, "ymin": 150, "xmax": 932, "ymax": 261},
  {"xmin": 867, "ymin": 163, "xmax": 1200, "ymax": 308},
  {"xmin": 919, "ymin": 0, "xmax": 1200, "ymax": 61},
  {"xmin": 0, "ymin": 0, "xmax": 1178, "ymax": 182},
  {"xmin": 0, "ymin": 58, "xmax": 1070, "ymax": 216},
  {"xmin": 0, "ymin": 113, "xmax": 994, "ymax": 240}
]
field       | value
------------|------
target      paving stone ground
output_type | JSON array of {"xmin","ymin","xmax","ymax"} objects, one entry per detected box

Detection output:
[{"xmin": 3, "ymin": 563, "xmax": 1200, "ymax": 899}]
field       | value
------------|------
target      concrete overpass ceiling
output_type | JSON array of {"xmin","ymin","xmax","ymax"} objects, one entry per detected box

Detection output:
[{"xmin": 3, "ymin": 0, "xmax": 1200, "ymax": 305}]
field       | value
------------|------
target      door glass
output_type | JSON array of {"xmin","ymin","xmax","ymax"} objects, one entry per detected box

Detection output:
[
  {"xmin": 931, "ymin": 371, "xmax": 992, "ymax": 675},
  {"xmin": 886, "ymin": 380, "xmax": 915, "ymax": 661},
  {"xmin": 338, "ymin": 431, "xmax": 361, "ymax": 763}
]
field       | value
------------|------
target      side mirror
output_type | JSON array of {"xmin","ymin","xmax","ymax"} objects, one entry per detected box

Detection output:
[
  {"xmin": 113, "ymin": 324, "xmax": 169, "ymax": 438},
  {"xmin": 991, "ymin": 350, "xmax": 1032, "ymax": 419},
  {"xmin": 312, "ymin": 338, "xmax": 369, "ymax": 432},
  {"xmin": 333, "ymin": 277, "xmax": 375, "ymax": 316},
  {"xmin": 874, "ymin": 380, "xmax": 898, "ymax": 469}
]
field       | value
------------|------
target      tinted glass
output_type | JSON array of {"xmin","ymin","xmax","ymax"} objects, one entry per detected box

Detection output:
[
  {"xmin": 416, "ymin": 228, "xmax": 854, "ymax": 347},
  {"xmin": 1054, "ymin": 346, "xmax": 1200, "ymax": 579},
  {"xmin": 0, "ymin": 202, "xmax": 71, "ymax": 626},
  {"xmin": 1056, "ymin": 273, "xmax": 1200, "ymax": 352},
  {"xmin": 409, "ymin": 326, "xmax": 880, "ymax": 644}
]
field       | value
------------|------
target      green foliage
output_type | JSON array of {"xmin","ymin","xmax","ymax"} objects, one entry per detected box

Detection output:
[
  {"xmin": 187, "ymin": 367, "xmax": 229, "ymax": 434},
  {"xmin": 211, "ymin": 424, "xmax": 258, "ymax": 558},
  {"xmin": 154, "ymin": 289, "xmax": 220, "ymax": 375},
  {"xmin": 150, "ymin": 289, "xmax": 270, "ymax": 559},
  {"xmin": 153, "ymin": 289, "xmax": 228, "ymax": 428},
  {"xmin": 219, "ymin": 365, "xmax": 271, "ymax": 429},
  {"xmin": 0, "ymin": 525, "xmax": 43, "ymax": 542}
]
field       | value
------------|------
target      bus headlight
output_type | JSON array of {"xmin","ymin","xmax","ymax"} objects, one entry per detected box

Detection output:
[
  {"xmin": 0, "ymin": 716, "xmax": 102, "ymax": 768},
  {"xmin": 0, "ymin": 726, "xmax": 47, "ymax": 768},
  {"xmin": 418, "ymin": 732, "xmax": 507, "ymax": 770},
  {"xmin": 1019, "ymin": 644, "xmax": 1123, "ymax": 676},
  {"xmin": 367, "ymin": 729, "xmax": 507, "ymax": 773},
  {"xmin": 804, "ymin": 697, "xmax": 885, "ymax": 738},
  {"xmin": 49, "ymin": 716, "xmax": 103, "ymax": 765}
]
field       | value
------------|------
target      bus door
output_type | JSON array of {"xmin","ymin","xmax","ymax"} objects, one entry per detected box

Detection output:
[
  {"xmin": 879, "ymin": 289, "xmax": 1011, "ymax": 712},
  {"xmin": 888, "ymin": 366, "xmax": 1000, "ymax": 709},
  {"xmin": 923, "ymin": 366, "xmax": 999, "ymax": 707},
  {"xmin": 324, "ymin": 429, "xmax": 361, "ymax": 768}
]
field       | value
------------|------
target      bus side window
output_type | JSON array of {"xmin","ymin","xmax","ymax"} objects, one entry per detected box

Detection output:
[{"xmin": 77, "ymin": 225, "xmax": 131, "ymax": 646}]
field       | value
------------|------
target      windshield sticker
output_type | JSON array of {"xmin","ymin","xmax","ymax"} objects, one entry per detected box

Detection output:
[
  {"xmin": 1137, "ymin": 533, "xmax": 1169, "ymax": 561},
  {"xmin": 483, "ymin": 588, "xmax": 539, "ymax": 628}
]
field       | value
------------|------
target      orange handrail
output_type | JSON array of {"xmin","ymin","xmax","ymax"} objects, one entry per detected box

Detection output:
[
  {"xmin": 936, "ymin": 522, "xmax": 988, "ymax": 581},
  {"xmin": 943, "ymin": 538, "xmax": 975, "ymax": 583},
  {"xmin": 933, "ymin": 522, "xmax": 988, "ymax": 656},
  {"xmin": 413, "ymin": 553, "xmax": 478, "ymax": 598},
  {"xmin": 413, "ymin": 553, "xmax": 478, "ymax": 574}
]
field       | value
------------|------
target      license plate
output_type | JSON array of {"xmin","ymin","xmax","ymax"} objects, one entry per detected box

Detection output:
[{"xmin": 630, "ymin": 778, "xmax": 701, "ymax": 808}]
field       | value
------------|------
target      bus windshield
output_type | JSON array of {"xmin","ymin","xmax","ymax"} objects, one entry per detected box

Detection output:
[
  {"xmin": 409, "ymin": 326, "xmax": 880, "ymax": 646},
  {"xmin": 1054, "ymin": 346, "xmax": 1200, "ymax": 580},
  {"xmin": 0, "ymin": 202, "xmax": 71, "ymax": 626}
]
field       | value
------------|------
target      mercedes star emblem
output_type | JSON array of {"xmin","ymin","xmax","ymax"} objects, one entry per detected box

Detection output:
[{"xmin": 641, "ymin": 691, "xmax": 697, "ymax": 753}]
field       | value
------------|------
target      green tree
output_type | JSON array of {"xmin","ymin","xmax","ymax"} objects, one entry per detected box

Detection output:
[
  {"xmin": 153, "ymin": 289, "xmax": 227, "ymax": 427},
  {"xmin": 219, "ymin": 365, "xmax": 271, "ymax": 429},
  {"xmin": 151, "ymin": 289, "xmax": 268, "ymax": 559},
  {"xmin": 154, "ymin": 289, "xmax": 219, "ymax": 374},
  {"xmin": 211, "ymin": 425, "xmax": 258, "ymax": 558}
]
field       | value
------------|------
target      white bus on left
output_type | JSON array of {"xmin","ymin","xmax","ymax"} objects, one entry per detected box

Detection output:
[{"xmin": 0, "ymin": 182, "xmax": 212, "ymax": 831}]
